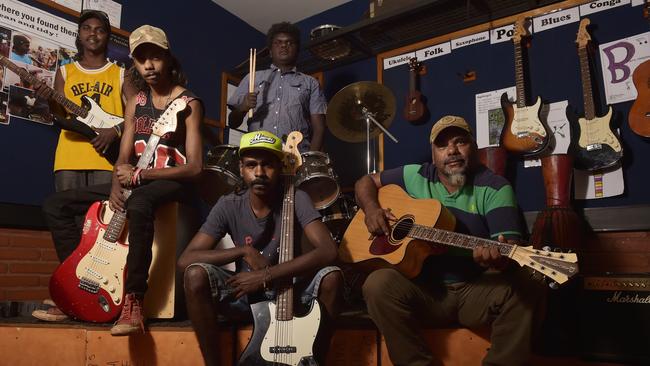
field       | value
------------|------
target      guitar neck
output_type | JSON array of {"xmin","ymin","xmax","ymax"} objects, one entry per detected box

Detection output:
[
  {"xmin": 101, "ymin": 135, "xmax": 161, "ymax": 242},
  {"xmin": 578, "ymin": 46, "xmax": 597, "ymax": 120},
  {"xmin": 275, "ymin": 175, "xmax": 295, "ymax": 321},
  {"xmin": 0, "ymin": 56, "xmax": 88, "ymax": 118},
  {"xmin": 409, "ymin": 69, "xmax": 416, "ymax": 92},
  {"xmin": 408, "ymin": 224, "xmax": 515, "ymax": 257},
  {"xmin": 513, "ymin": 42, "xmax": 527, "ymax": 108}
]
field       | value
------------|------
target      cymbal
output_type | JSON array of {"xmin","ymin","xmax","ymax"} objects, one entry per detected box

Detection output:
[{"xmin": 327, "ymin": 81, "xmax": 396, "ymax": 143}]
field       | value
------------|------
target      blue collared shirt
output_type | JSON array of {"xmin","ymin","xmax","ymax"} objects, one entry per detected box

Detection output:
[{"xmin": 228, "ymin": 64, "xmax": 327, "ymax": 151}]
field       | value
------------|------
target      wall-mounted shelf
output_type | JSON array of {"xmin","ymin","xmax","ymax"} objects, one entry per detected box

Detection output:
[{"xmin": 228, "ymin": 0, "xmax": 565, "ymax": 78}]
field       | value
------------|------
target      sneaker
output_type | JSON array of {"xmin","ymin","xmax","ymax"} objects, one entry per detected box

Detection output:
[
  {"xmin": 110, "ymin": 293, "xmax": 144, "ymax": 336},
  {"xmin": 32, "ymin": 306, "xmax": 69, "ymax": 322}
]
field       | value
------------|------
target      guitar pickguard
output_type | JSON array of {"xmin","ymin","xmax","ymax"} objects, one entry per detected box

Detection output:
[
  {"xmin": 78, "ymin": 96, "xmax": 124, "ymax": 129},
  {"xmin": 74, "ymin": 226, "xmax": 129, "ymax": 306},
  {"xmin": 240, "ymin": 300, "xmax": 321, "ymax": 366}
]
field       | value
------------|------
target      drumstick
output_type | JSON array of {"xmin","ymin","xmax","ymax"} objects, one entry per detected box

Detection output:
[{"xmin": 248, "ymin": 48, "xmax": 256, "ymax": 118}]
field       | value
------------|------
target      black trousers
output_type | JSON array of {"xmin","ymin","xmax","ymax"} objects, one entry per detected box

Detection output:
[{"xmin": 43, "ymin": 179, "xmax": 191, "ymax": 297}]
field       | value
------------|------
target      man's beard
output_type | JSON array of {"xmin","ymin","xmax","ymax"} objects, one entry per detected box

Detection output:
[{"xmin": 448, "ymin": 172, "xmax": 466, "ymax": 187}]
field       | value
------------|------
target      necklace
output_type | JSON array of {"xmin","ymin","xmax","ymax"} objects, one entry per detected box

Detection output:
[{"xmin": 149, "ymin": 87, "xmax": 174, "ymax": 119}]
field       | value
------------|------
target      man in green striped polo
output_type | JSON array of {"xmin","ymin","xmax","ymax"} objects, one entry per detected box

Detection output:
[{"xmin": 355, "ymin": 115, "xmax": 545, "ymax": 366}]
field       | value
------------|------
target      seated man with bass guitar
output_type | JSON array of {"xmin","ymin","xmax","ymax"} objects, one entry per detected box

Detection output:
[
  {"xmin": 179, "ymin": 130, "xmax": 343, "ymax": 366},
  {"xmin": 353, "ymin": 115, "xmax": 546, "ymax": 366}
]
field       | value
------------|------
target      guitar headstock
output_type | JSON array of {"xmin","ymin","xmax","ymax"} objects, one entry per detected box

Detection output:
[
  {"xmin": 408, "ymin": 57, "xmax": 421, "ymax": 71},
  {"xmin": 151, "ymin": 98, "xmax": 187, "ymax": 137},
  {"xmin": 576, "ymin": 18, "xmax": 591, "ymax": 49},
  {"xmin": 512, "ymin": 18, "xmax": 530, "ymax": 44},
  {"xmin": 282, "ymin": 131, "xmax": 303, "ymax": 175},
  {"xmin": 510, "ymin": 245, "xmax": 579, "ymax": 286}
]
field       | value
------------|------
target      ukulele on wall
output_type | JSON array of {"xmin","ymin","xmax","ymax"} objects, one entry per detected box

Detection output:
[
  {"xmin": 500, "ymin": 19, "xmax": 551, "ymax": 156},
  {"xmin": 569, "ymin": 18, "xmax": 622, "ymax": 171},
  {"xmin": 629, "ymin": 2, "xmax": 650, "ymax": 137},
  {"xmin": 403, "ymin": 57, "xmax": 428, "ymax": 123}
]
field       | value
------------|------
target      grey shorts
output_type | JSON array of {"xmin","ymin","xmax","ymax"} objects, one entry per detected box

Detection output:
[{"xmin": 187, "ymin": 263, "xmax": 341, "ymax": 316}]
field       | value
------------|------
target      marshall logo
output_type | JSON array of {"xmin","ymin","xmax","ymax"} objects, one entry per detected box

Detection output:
[
  {"xmin": 249, "ymin": 133, "xmax": 276, "ymax": 145},
  {"xmin": 606, "ymin": 291, "xmax": 650, "ymax": 304}
]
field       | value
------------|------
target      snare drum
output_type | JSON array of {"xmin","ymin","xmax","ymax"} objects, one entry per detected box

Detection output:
[
  {"xmin": 198, "ymin": 145, "xmax": 242, "ymax": 206},
  {"xmin": 320, "ymin": 195, "xmax": 358, "ymax": 242},
  {"xmin": 296, "ymin": 151, "xmax": 339, "ymax": 209}
]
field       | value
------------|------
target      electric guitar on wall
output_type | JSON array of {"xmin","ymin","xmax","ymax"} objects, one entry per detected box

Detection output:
[
  {"xmin": 338, "ymin": 185, "xmax": 579, "ymax": 286},
  {"xmin": 48, "ymin": 99, "xmax": 188, "ymax": 322},
  {"xmin": 0, "ymin": 56, "xmax": 123, "ymax": 161},
  {"xmin": 628, "ymin": 2, "xmax": 650, "ymax": 137},
  {"xmin": 500, "ymin": 19, "xmax": 551, "ymax": 156},
  {"xmin": 569, "ymin": 18, "xmax": 623, "ymax": 171},
  {"xmin": 403, "ymin": 57, "xmax": 428, "ymax": 123},
  {"xmin": 239, "ymin": 132, "xmax": 321, "ymax": 366}
]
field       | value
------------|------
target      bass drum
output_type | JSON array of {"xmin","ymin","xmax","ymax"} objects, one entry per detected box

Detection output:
[{"xmin": 198, "ymin": 145, "xmax": 242, "ymax": 206}]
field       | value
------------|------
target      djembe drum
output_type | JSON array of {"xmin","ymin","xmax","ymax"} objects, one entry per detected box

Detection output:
[{"xmin": 530, "ymin": 154, "xmax": 583, "ymax": 250}]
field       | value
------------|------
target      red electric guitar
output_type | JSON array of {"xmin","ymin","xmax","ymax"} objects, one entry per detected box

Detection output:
[
  {"xmin": 403, "ymin": 57, "xmax": 428, "ymax": 123},
  {"xmin": 48, "ymin": 98, "xmax": 188, "ymax": 322}
]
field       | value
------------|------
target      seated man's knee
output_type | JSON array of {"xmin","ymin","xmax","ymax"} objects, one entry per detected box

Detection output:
[
  {"xmin": 319, "ymin": 270, "xmax": 343, "ymax": 296},
  {"xmin": 183, "ymin": 265, "xmax": 211, "ymax": 296},
  {"xmin": 362, "ymin": 268, "xmax": 401, "ymax": 300}
]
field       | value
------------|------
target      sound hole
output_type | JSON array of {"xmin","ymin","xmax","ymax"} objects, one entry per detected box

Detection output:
[{"xmin": 391, "ymin": 216, "xmax": 414, "ymax": 243}]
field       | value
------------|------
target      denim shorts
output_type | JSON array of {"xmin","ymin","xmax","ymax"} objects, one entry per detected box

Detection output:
[{"xmin": 188, "ymin": 263, "xmax": 340, "ymax": 316}]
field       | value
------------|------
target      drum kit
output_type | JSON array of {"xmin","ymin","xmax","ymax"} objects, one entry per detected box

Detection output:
[{"xmin": 200, "ymin": 81, "xmax": 398, "ymax": 242}]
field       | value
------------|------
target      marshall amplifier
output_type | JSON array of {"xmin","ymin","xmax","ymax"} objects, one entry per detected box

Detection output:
[{"xmin": 579, "ymin": 275, "xmax": 650, "ymax": 364}]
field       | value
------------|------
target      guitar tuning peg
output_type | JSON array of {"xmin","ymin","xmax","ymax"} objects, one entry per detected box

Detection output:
[
  {"xmin": 542, "ymin": 246, "xmax": 551, "ymax": 252},
  {"xmin": 548, "ymin": 281, "xmax": 559, "ymax": 290}
]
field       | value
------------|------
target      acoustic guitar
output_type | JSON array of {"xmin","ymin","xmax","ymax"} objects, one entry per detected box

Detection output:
[
  {"xmin": 338, "ymin": 185, "xmax": 579, "ymax": 286},
  {"xmin": 500, "ymin": 19, "xmax": 551, "ymax": 156},
  {"xmin": 629, "ymin": 2, "xmax": 650, "ymax": 137},
  {"xmin": 403, "ymin": 57, "xmax": 428, "ymax": 123},
  {"xmin": 48, "ymin": 99, "xmax": 188, "ymax": 322},
  {"xmin": 569, "ymin": 18, "xmax": 623, "ymax": 171},
  {"xmin": 239, "ymin": 131, "xmax": 321, "ymax": 366},
  {"xmin": 0, "ymin": 56, "xmax": 123, "ymax": 162}
]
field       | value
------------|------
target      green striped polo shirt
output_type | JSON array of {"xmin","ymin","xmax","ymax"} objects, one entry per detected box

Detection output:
[{"xmin": 380, "ymin": 163, "xmax": 521, "ymax": 282}]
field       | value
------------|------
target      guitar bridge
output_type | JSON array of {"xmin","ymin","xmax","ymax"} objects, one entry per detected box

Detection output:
[
  {"xmin": 516, "ymin": 132, "xmax": 530, "ymax": 138},
  {"xmin": 79, "ymin": 278, "xmax": 99, "ymax": 294},
  {"xmin": 586, "ymin": 143, "xmax": 602, "ymax": 151}
]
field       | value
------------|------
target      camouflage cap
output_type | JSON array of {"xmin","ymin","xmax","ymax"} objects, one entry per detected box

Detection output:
[{"xmin": 129, "ymin": 25, "xmax": 169, "ymax": 54}]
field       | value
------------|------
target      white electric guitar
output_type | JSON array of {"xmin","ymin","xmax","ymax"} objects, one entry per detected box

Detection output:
[{"xmin": 239, "ymin": 132, "xmax": 321, "ymax": 366}]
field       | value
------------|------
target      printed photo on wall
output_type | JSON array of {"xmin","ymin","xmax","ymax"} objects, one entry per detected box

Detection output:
[
  {"xmin": 0, "ymin": 91, "xmax": 8, "ymax": 125},
  {"xmin": 7, "ymin": 85, "xmax": 52, "ymax": 125},
  {"xmin": 9, "ymin": 32, "xmax": 58, "ymax": 71},
  {"xmin": 0, "ymin": 26, "xmax": 11, "ymax": 58},
  {"xmin": 58, "ymin": 46, "xmax": 77, "ymax": 67}
]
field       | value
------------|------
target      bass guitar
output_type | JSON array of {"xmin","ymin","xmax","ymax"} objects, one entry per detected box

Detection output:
[
  {"xmin": 0, "ymin": 56, "xmax": 123, "ymax": 161},
  {"xmin": 500, "ymin": 19, "xmax": 551, "ymax": 156},
  {"xmin": 48, "ymin": 98, "xmax": 188, "ymax": 322},
  {"xmin": 338, "ymin": 185, "xmax": 579, "ymax": 286},
  {"xmin": 629, "ymin": 2, "xmax": 650, "ymax": 137},
  {"xmin": 403, "ymin": 57, "xmax": 428, "ymax": 123},
  {"xmin": 569, "ymin": 18, "xmax": 622, "ymax": 171},
  {"xmin": 239, "ymin": 131, "xmax": 321, "ymax": 366}
]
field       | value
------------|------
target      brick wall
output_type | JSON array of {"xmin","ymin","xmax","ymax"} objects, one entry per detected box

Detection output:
[
  {"xmin": 0, "ymin": 227, "xmax": 648, "ymax": 301},
  {"xmin": 0, "ymin": 228, "xmax": 57, "ymax": 301}
]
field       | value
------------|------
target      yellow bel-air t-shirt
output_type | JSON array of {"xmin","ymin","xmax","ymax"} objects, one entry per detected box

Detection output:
[{"xmin": 53, "ymin": 61, "xmax": 124, "ymax": 172}]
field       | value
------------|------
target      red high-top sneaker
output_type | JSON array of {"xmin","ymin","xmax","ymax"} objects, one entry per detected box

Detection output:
[{"xmin": 110, "ymin": 293, "xmax": 144, "ymax": 336}]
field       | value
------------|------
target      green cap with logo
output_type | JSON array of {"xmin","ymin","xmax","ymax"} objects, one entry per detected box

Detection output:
[{"xmin": 239, "ymin": 131, "xmax": 285, "ymax": 160}]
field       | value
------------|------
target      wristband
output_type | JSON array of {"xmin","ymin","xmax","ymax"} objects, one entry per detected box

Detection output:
[
  {"xmin": 113, "ymin": 125, "xmax": 122, "ymax": 138},
  {"xmin": 262, "ymin": 266, "xmax": 272, "ymax": 291}
]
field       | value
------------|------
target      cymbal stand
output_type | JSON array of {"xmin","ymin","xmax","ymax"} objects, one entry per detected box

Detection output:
[{"xmin": 359, "ymin": 103, "xmax": 399, "ymax": 174}]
